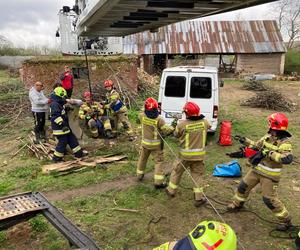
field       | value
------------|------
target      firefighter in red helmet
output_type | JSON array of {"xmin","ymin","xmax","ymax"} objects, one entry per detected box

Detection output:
[
  {"xmin": 79, "ymin": 91, "xmax": 113, "ymax": 139},
  {"xmin": 136, "ymin": 97, "xmax": 174, "ymax": 188},
  {"xmin": 227, "ymin": 113, "xmax": 294, "ymax": 231},
  {"xmin": 166, "ymin": 102, "xmax": 211, "ymax": 207},
  {"xmin": 103, "ymin": 79, "xmax": 133, "ymax": 138}
]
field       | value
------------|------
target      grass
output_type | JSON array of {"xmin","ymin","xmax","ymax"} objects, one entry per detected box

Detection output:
[
  {"xmin": 0, "ymin": 70, "xmax": 299, "ymax": 249},
  {"xmin": 285, "ymin": 49, "xmax": 300, "ymax": 74}
]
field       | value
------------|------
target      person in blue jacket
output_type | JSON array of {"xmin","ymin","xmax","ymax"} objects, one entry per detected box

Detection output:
[{"xmin": 50, "ymin": 87, "xmax": 86, "ymax": 162}]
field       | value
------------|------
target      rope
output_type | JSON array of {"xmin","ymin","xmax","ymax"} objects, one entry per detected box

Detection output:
[{"xmin": 155, "ymin": 129, "xmax": 247, "ymax": 250}]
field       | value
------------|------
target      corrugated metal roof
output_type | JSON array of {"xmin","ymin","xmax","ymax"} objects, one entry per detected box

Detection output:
[{"xmin": 123, "ymin": 20, "xmax": 286, "ymax": 55}]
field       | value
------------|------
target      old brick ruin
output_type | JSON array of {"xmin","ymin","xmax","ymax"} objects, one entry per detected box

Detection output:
[{"xmin": 21, "ymin": 55, "xmax": 139, "ymax": 98}]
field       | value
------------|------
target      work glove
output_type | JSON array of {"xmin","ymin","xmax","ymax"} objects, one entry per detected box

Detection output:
[
  {"xmin": 171, "ymin": 118, "xmax": 178, "ymax": 128},
  {"xmin": 62, "ymin": 126, "xmax": 69, "ymax": 132},
  {"xmin": 235, "ymin": 135, "xmax": 246, "ymax": 145},
  {"xmin": 248, "ymin": 149, "xmax": 268, "ymax": 166}
]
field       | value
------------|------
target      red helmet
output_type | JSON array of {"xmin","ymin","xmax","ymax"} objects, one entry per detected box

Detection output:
[
  {"xmin": 183, "ymin": 102, "xmax": 200, "ymax": 117},
  {"xmin": 145, "ymin": 97, "xmax": 158, "ymax": 110},
  {"xmin": 104, "ymin": 80, "xmax": 113, "ymax": 88},
  {"xmin": 268, "ymin": 113, "xmax": 288, "ymax": 131},
  {"xmin": 83, "ymin": 91, "xmax": 92, "ymax": 99}
]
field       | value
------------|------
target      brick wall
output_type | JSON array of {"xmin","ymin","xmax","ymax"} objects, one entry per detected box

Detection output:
[
  {"xmin": 236, "ymin": 53, "xmax": 285, "ymax": 75},
  {"xmin": 21, "ymin": 55, "xmax": 139, "ymax": 97}
]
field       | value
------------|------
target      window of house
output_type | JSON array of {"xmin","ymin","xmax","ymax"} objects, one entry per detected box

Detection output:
[
  {"xmin": 72, "ymin": 67, "xmax": 89, "ymax": 79},
  {"xmin": 190, "ymin": 77, "xmax": 212, "ymax": 99},
  {"xmin": 164, "ymin": 76, "xmax": 186, "ymax": 97}
]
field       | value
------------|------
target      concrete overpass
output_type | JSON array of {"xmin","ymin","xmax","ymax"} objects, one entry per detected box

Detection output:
[{"xmin": 76, "ymin": 0, "xmax": 278, "ymax": 37}]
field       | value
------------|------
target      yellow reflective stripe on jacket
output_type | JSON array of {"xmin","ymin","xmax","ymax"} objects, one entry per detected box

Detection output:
[
  {"xmin": 180, "ymin": 149, "xmax": 206, "ymax": 156},
  {"xmin": 185, "ymin": 132, "xmax": 189, "ymax": 149},
  {"xmin": 168, "ymin": 182, "xmax": 178, "ymax": 189},
  {"xmin": 279, "ymin": 143, "xmax": 292, "ymax": 151},
  {"xmin": 263, "ymin": 141, "xmax": 279, "ymax": 151},
  {"xmin": 72, "ymin": 146, "xmax": 81, "ymax": 153},
  {"xmin": 53, "ymin": 129, "xmax": 70, "ymax": 135},
  {"xmin": 142, "ymin": 117, "xmax": 158, "ymax": 126},
  {"xmin": 142, "ymin": 116, "xmax": 159, "ymax": 142},
  {"xmin": 110, "ymin": 93, "xmax": 119, "ymax": 101},
  {"xmin": 185, "ymin": 122, "xmax": 204, "ymax": 132},
  {"xmin": 255, "ymin": 164, "xmax": 282, "ymax": 176},
  {"xmin": 193, "ymin": 187, "xmax": 203, "ymax": 193},
  {"xmin": 154, "ymin": 174, "xmax": 164, "ymax": 180},
  {"xmin": 184, "ymin": 122, "xmax": 205, "ymax": 151},
  {"xmin": 142, "ymin": 139, "xmax": 161, "ymax": 146},
  {"xmin": 54, "ymin": 117, "xmax": 63, "ymax": 125}
]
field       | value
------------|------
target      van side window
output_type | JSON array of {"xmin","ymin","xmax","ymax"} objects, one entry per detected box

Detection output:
[
  {"xmin": 165, "ymin": 76, "xmax": 186, "ymax": 97},
  {"xmin": 190, "ymin": 77, "xmax": 212, "ymax": 99}
]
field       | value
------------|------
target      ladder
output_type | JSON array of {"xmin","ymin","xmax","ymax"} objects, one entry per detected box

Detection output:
[{"xmin": 0, "ymin": 192, "xmax": 100, "ymax": 250}]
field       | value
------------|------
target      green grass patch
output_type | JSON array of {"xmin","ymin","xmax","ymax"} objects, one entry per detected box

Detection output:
[
  {"xmin": 29, "ymin": 215, "xmax": 49, "ymax": 233},
  {"xmin": 285, "ymin": 49, "xmax": 300, "ymax": 74},
  {"xmin": 0, "ymin": 232, "xmax": 6, "ymax": 245},
  {"xmin": 0, "ymin": 117, "xmax": 9, "ymax": 124}
]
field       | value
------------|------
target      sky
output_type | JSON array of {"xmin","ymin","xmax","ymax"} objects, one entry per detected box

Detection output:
[{"xmin": 0, "ymin": 1, "xmax": 280, "ymax": 48}]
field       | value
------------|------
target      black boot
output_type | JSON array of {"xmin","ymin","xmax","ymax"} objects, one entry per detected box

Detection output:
[
  {"xmin": 276, "ymin": 219, "xmax": 293, "ymax": 231},
  {"xmin": 105, "ymin": 129, "xmax": 114, "ymax": 139},
  {"xmin": 194, "ymin": 198, "xmax": 207, "ymax": 207},
  {"xmin": 154, "ymin": 183, "xmax": 167, "ymax": 189},
  {"xmin": 40, "ymin": 130, "xmax": 47, "ymax": 142},
  {"xmin": 227, "ymin": 202, "xmax": 244, "ymax": 212},
  {"xmin": 137, "ymin": 174, "xmax": 144, "ymax": 181},
  {"xmin": 34, "ymin": 131, "xmax": 41, "ymax": 144}
]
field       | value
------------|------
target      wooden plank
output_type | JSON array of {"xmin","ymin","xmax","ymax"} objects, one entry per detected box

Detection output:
[{"xmin": 42, "ymin": 155, "xmax": 127, "ymax": 174}]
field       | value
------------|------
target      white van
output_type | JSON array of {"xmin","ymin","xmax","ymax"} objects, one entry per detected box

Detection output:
[{"xmin": 158, "ymin": 66, "xmax": 221, "ymax": 132}]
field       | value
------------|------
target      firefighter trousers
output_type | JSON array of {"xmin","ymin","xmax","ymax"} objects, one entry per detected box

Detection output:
[
  {"xmin": 113, "ymin": 112, "xmax": 133, "ymax": 135},
  {"xmin": 88, "ymin": 117, "xmax": 112, "ymax": 138},
  {"xmin": 137, "ymin": 146, "xmax": 165, "ymax": 185},
  {"xmin": 232, "ymin": 169, "xmax": 290, "ymax": 222},
  {"xmin": 53, "ymin": 133, "xmax": 83, "ymax": 161},
  {"xmin": 167, "ymin": 160, "xmax": 205, "ymax": 201}
]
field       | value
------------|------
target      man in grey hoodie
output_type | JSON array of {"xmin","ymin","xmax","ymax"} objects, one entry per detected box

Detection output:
[{"xmin": 29, "ymin": 81, "xmax": 50, "ymax": 143}]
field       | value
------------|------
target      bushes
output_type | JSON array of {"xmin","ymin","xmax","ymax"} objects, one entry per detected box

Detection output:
[{"xmin": 285, "ymin": 49, "xmax": 300, "ymax": 74}]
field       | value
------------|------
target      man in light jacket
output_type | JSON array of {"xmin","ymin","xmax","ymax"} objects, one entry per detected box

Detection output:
[{"xmin": 29, "ymin": 81, "xmax": 50, "ymax": 143}]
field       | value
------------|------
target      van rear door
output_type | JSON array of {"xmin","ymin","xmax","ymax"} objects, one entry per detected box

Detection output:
[
  {"xmin": 187, "ymin": 72, "xmax": 215, "ymax": 123},
  {"xmin": 160, "ymin": 72, "xmax": 188, "ymax": 124}
]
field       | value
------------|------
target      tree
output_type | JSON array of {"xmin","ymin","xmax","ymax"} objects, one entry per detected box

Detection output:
[{"xmin": 272, "ymin": 0, "xmax": 300, "ymax": 49}]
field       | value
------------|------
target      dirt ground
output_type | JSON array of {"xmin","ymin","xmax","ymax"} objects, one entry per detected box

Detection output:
[{"xmin": 0, "ymin": 78, "xmax": 300, "ymax": 250}]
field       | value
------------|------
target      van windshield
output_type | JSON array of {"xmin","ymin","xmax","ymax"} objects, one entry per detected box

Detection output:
[
  {"xmin": 190, "ymin": 77, "xmax": 212, "ymax": 99},
  {"xmin": 165, "ymin": 76, "xmax": 186, "ymax": 97}
]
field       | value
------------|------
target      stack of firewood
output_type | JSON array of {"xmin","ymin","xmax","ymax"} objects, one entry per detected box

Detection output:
[{"xmin": 24, "ymin": 133, "xmax": 57, "ymax": 160}]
